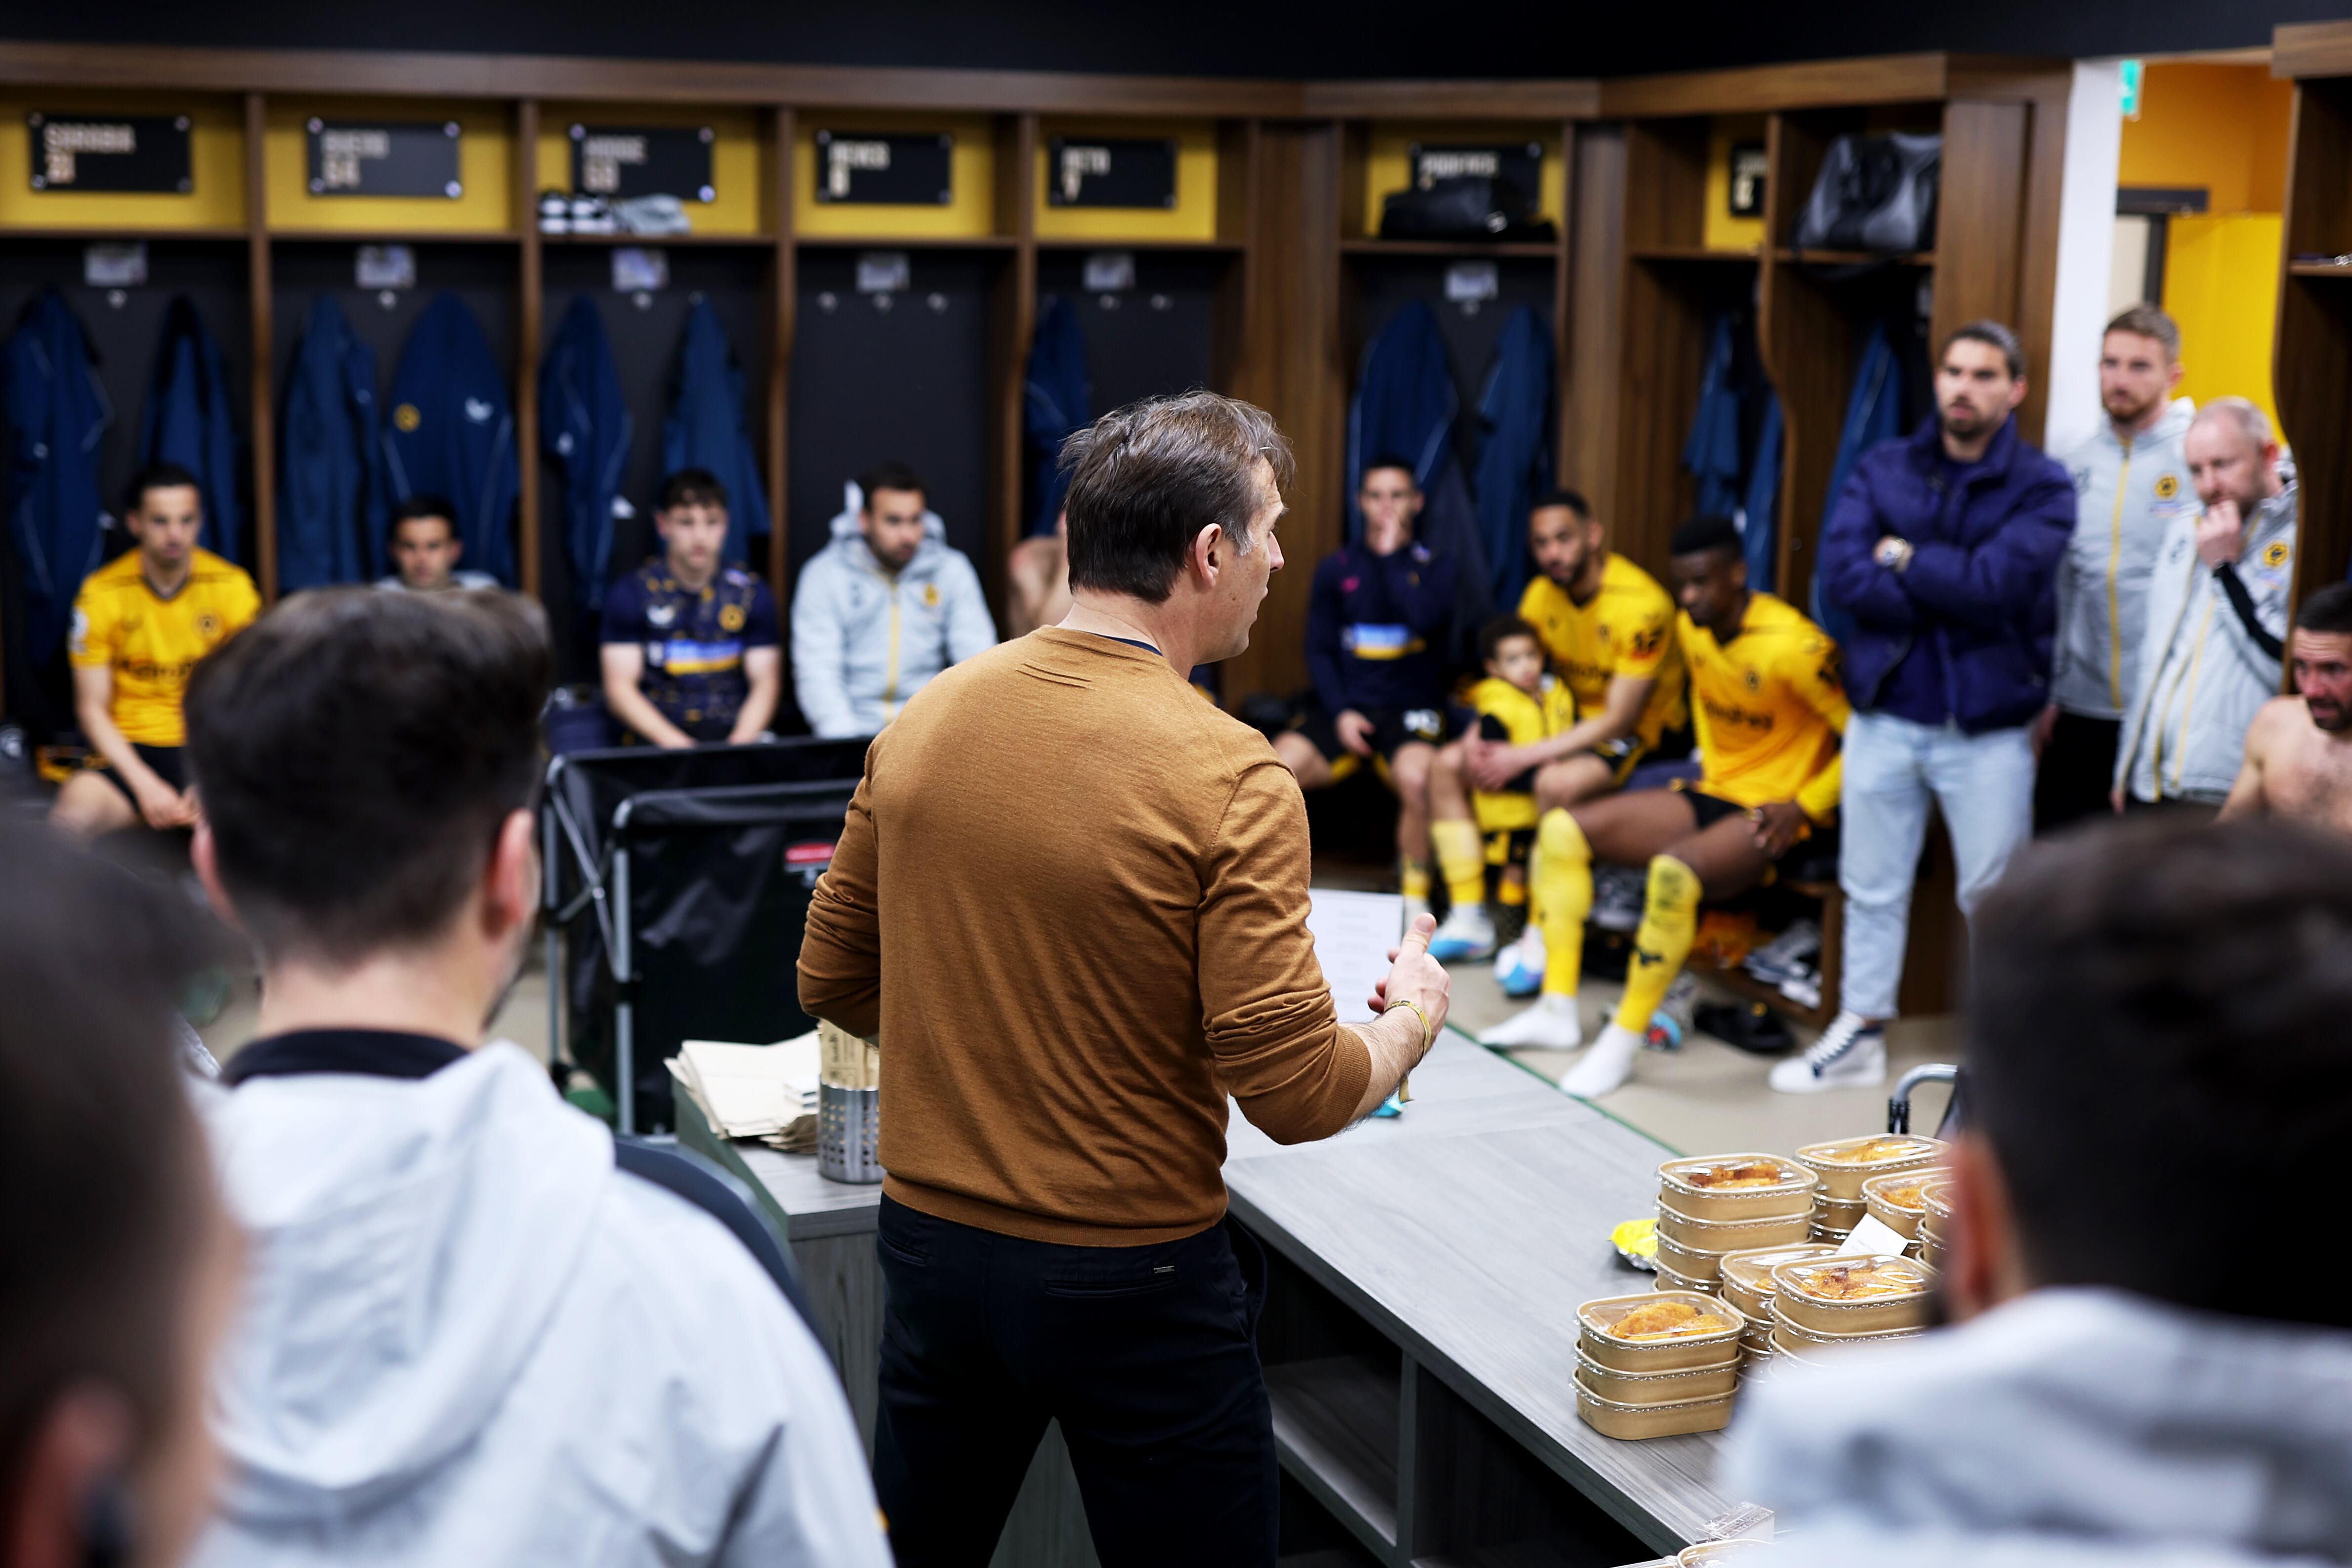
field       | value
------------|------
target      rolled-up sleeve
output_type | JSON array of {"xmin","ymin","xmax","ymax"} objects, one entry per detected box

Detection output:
[
  {"xmin": 1197, "ymin": 760, "xmax": 1372, "ymax": 1144},
  {"xmin": 796, "ymin": 744, "xmax": 885, "ymax": 1038}
]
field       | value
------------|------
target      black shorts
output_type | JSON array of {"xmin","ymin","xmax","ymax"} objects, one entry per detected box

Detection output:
[
  {"xmin": 1671, "ymin": 782, "xmax": 1839, "ymax": 866},
  {"xmin": 97, "ymin": 743, "xmax": 186, "ymax": 808},
  {"xmin": 1294, "ymin": 704, "xmax": 1445, "ymax": 780}
]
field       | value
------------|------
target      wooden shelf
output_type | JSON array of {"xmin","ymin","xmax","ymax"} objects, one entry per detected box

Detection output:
[
  {"xmin": 1340, "ymin": 238, "xmax": 1560, "ymax": 259},
  {"xmin": 793, "ymin": 234, "xmax": 1020, "ymax": 250},
  {"xmin": 1629, "ymin": 244, "xmax": 1762, "ymax": 263},
  {"xmin": 1266, "ymin": 1356, "xmax": 1400, "ymax": 1555},
  {"xmin": 267, "ymin": 229, "xmax": 521, "ymax": 245},
  {"xmin": 1035, "ymin": 237, "xmax": 1243, "ymax": 253},
  {"xmin": 2288, "ymin": 260, "xmax": 2352, "ymax": 277},
  {"xmin": 1772, "ymin": 247, "xmax": 1935, "ymax": 266},
  {"xmin": 541, "ymin": 230, "xmax": 778, "ymax": 246},
  {"xmin": 0, "ymin": 225, "xmax": 250, "ymax": 242}
]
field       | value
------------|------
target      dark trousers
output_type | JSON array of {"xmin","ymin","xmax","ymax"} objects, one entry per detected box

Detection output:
[
  {"xmin": 2034, "ymin": 710, "xmax": 2122, "ymax": 832},
  {"xmin": 873, "ymin": 1195, "xmax": 1277, "ymax": 1568}
]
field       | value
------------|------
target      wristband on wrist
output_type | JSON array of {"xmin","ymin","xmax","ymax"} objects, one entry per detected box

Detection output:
[{"xmin": 1385, "ymin": 997, "xmax": 1432, "ymax": 1055}]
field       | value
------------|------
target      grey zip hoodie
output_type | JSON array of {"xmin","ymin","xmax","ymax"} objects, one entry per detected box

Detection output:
[
  {"xmin": 2115, "ymin": 480, "xmax": 2295, "ymax": 804},
  {"xmin": 2052, "ymin": 397, "xmax": 2195, "ymax": 720}
]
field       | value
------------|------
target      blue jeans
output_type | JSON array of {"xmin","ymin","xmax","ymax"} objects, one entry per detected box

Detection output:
[{"xmin": 1838, "ymin": 711, "xmax": 2037, "ymax": 1019}]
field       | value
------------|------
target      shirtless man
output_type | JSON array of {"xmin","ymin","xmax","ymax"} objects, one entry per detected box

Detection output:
[
  {"xmin": 2220, "ymin": 582, "xmax": 2352, "ymax": 832},
  {"xmin": 1007, "ymin": 511, "xmax": 1072, "ymax": 637}
]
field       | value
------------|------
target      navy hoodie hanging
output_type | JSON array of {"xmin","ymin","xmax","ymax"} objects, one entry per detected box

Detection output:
[
  {"xmin": 383, "ymin": 293, "xmax": 519, "ymax": 587},
  {"xmin": 139, "ymin": 296, "xmax": 244, "ymax": 565}
]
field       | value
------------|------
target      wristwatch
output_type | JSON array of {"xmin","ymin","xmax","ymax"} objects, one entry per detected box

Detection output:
[{"xmin": 1875, "ymin": 537, "xmax": 1914, "ymax": 573}]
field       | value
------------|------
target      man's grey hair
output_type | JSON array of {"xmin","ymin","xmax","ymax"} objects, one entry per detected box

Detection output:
[
  {"xmin": 1061, "ymin": 391, "xmax": 1294, "ymax": 604},
  {"xmin": 2192, "ymin": 396, "xmax": 2274, "ymax": 452}
]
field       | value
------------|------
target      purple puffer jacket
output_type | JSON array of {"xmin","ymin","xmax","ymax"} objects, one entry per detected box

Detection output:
[{"xmin": 1818, "ymin": 416, "xmax": 2076, "ymax": 735}]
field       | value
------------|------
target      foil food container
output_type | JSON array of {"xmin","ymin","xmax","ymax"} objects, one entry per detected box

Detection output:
[
  {"xmin": 1656, "ymin": 1153, "xmax": 1818, "ymax": 1221},
  {"xmin": 1578, "ymin": 1291, "xmax": 1747, "ymax": 1372},
  {"xmin": 1769, "ymin": 1254, "xmax": 1933, "ymax": 1335},
  {"xmin": 1794, "ymin": 1135, "xmax": 1946, "ymax": 1201}
]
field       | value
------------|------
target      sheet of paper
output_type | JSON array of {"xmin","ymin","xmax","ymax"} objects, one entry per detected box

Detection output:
[
  {"xmin": 1834, "ymin": 1213, "xmax": 1914, "ymax": 1258},
  {"xmin": 1306, "ymin": 888, "xmax": 1405, "ymax": 1028}
]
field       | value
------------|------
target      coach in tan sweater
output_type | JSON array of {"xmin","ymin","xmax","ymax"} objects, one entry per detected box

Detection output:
[{"xmin": 799, "ymin": 391, "xmax": 1447, "ymax": 1568}]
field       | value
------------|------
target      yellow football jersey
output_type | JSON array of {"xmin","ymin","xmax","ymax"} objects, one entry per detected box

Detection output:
[
  {"xmin": 1680, "ymin": 592, "xmax": 1848, "ymax": 819},
  {"xmin": 1467, "ymin": 674, "xmax": 1578, "ymax": 832},
  {"xmin": 1516, "ymin": 552, "xmax": 1686, "ymax": 749},
  {"xmin": 68, "ymin": 549, "xmax": 260, "ymax": 747}
]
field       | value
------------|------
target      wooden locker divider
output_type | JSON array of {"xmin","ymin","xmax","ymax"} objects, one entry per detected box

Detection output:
[
  {"xmin": 514, "ymin": 97, "xmax": 542, "ymax": 600},
  {"xmin": 245, "ymin": 90, "xmax": 278, "ymax": 601},
  {"xmin": 768, "ymin": 105, "xmax": 794, "ymax": 610},
  {"xmin": 2271, "ymin": 24, "xmax": 2352, "ymax": 599},
  {"xmin": 990, "ymin": 112, "xmax": 1039, "ymax": 616}
]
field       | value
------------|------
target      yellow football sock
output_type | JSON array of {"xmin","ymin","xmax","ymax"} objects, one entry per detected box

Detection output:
[
  {"xmin": 1400, "ymin": 860, "xmax": 1431, "ymax": 903},
  {"xmin": 1498, "ymin": 873, "xmax": 1528, "ymax": 907},
  {"xmin": 1535, "ymin": 809, "xmax": 1594, "ymax": 997},
  {"xmin": 1614, "ymin": 854, "xmax": 1701, "ymax": 1034},
  {"xmin": 1430, "ymin": 820, "xmax": 1486, "ymax": 913}
]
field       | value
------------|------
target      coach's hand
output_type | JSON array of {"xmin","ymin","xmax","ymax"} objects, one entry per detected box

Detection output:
[{"xmin": 1369, "ymin": 913, "xmax": 1452, "ymax": 1046}]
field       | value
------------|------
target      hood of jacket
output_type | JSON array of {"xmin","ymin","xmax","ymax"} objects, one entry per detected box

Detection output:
[
  {"xmin": 1726, "ymin": 1287, "xmax": 2352, "ymax": 1566},
  {"xmin": 824, "ymin": 479, "xmax": 952, "ymax": 578},
  {"xmin": 201, "ymin": 1045, "xmax": 612, "ymax": 1525}
]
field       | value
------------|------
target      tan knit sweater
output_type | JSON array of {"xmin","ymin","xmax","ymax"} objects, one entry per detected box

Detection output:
[{"xmin": 798, "ymin": 628, "xmax": 1371, "ymax": 1245}]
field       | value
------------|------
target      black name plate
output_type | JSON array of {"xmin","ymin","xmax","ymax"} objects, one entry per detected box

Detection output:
[
  {"xmin": 307, "ymin": 119, "xmax": 462, "ymax": 198},
  {"xmin": 571, "ymin": 124, "xmax": 715, "ymax": 203},
  {"xmin": 1409, "ymin": 141, "xmax": 1543, "ymax": 202},
  {"xmin": 814, "ymin": 130, "xmax": 952, "ymax": 206},
  {"xmin": 1048, "ymin": 137, "xmax": 1177, "ymax": 209},
  {"xmin": 29, "ymin": 112, "xmax": 192, "ymax": 193}
]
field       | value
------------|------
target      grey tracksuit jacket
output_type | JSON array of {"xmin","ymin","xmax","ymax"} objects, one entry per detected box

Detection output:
[
  {"xmin": 2051, "ymin": 398, "xmax": 2195, "ymax": 720},
  {"xmin": 2115, "ymin": 480, "xmax": 2296, "ymax": 804}
]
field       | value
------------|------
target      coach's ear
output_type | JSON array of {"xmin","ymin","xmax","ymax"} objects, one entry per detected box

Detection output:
[
  {"xmin": 480, "ymin": 808, "xmax": 540, "ymax": 945},
  {"xmin": 1942, "ymin": 1130, "xmax": 2034, "ymax": 1322},
  {"xmin": 189, "ymin": 823, "xmax": 246, "ymax": 938}
]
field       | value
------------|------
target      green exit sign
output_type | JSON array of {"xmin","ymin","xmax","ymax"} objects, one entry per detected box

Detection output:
[{"xmin": 2120, "ymin": 59, "xmax": 2144, "ymax": 120}]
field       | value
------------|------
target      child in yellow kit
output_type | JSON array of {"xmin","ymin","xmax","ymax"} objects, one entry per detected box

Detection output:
[{"xmin": 1426, "ymin": 616, "xmax": 1576, "ymax": 962}]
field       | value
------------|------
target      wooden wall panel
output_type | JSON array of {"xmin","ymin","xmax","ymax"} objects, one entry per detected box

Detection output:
[
  {"xmin": 1932, "ymin": 100, "xmax": 2030, "ymax": 418},
  {"xmin": 1560, "ymin": 125, "xmax": 1626, "ymax": 522},
  {"xmin": 2276, "ymin": 79, "xmax": 2352, "ymax": 597}
]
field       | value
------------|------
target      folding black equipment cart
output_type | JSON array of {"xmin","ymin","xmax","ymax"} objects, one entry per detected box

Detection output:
[{"xmin": 542, "ymin": 739, "xmax": 869, "ymax": 1134}]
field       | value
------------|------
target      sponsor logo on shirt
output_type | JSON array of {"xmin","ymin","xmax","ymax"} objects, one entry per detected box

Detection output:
[
  {"xmin": 2154, "ymin": 473, "xmax": 2180, "ymax": 501},
  {"xmin": 719, "ymin": 602, "xmax": 747, "ymax": 632},
  {"xmin": 393, "ymin": 403, "xmax": 421, "ymax": 432},
  {"xmin": 2263, "ymin": 539, "xmax": 2291, "ymax": 569},
  {"xmin": 464, "ymin": 397, "xmax": 494, "ymax": 424},
  {"xmin": 645, "ymin": 602, "xmax": 678, "ymax": 628}
]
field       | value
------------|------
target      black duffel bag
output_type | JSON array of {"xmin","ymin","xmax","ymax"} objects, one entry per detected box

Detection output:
[
  {"xmin": 1793, "ymin": 132, "xmax": 1940, "ymax": 253},
  {"xmin": 1379, "ymin": 175, "xmax": 1557, "ymax": 242}
]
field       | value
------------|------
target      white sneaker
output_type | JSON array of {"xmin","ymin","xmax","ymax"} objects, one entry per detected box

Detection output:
[
  {"xmin": 1483, "ymin": 992, "xmax": 1584, "ymax": 1050},
  {"xmin": 1402, "ymin": 893, "xmax": 1430, "ymax": 930},
  {"xmin": 1428, "ymin": 904, "xmax": 1497, "ymax": 962},
  {"xmin": 1561, "ymin": 1021, "xmax": 1642, "ymax": 1098},
  {"xmin": 1767, "ymin": 1010, "xmax": 1888, "ymax": 1094},
  {"xmin": 1497, "ymin": 924, "xmax": 1546, "ymax": 997}
]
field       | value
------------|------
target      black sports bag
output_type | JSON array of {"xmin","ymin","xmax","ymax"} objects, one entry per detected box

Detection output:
[{"xmin": 1793, "ymin": 133, "xmax": 1940, "ymax": 253}]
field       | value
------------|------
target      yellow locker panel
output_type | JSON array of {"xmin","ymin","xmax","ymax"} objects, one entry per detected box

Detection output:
[
  {"xmin": 1033, "ymin": 120, "xmax": 1217, "ymax": 242},
  {"xmin": 536, "ymin": 103, "xmax": 767, "ymax": 237},
  {"xmin": 266, "ymin": 98, "xmax": 513, "ymax": 234},
  {"xmin": 0, "ymin": 90, "xmax": 245, "ymax": 231},
  {"xmin": 795, "ymin": 112, "xmax": 998, "ymax": 240},
  {"xmin": 1362, "ymin": 123, "xmax": 1565, "ymax": 239},
  {"xmin": 1702, "ymin": 116, "xmax": 1767, "ymax": 253}
]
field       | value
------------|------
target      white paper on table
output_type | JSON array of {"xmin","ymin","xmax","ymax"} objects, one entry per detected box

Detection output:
[
  {"xmin": 1835, "ymin": 1213, "xmax": 1914, "ymax": 1258},
  {"xmin": 675, "ymin": 1032, "xmax": 822, "ymax": 1135},
  {"xmin": 1305, "ymin": 889, "xmax": 1406, "ymax": 1028}
]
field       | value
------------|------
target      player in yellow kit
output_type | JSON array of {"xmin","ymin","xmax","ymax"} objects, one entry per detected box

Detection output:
[
  {"xmin": 1487, "ymin": 516, "xmax": 1848, "ymax": 1090},
  {"xmin": 50, "ymin": 464, "xmax": 259, "ymax": 838}
]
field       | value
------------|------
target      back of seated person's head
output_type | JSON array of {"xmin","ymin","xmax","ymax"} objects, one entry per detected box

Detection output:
[
  {"xmin": 0, "ymin": 822, "xmax": 234, "ymax": 1568},
  {"xmin": 185, "ymin": 588, "xmax": 551, "ymax": 970},
  {"xmin": 657, "ymin": 469, "xmax": 727, "ymax": 516},
  {"xmin": 1967, "ymin": 817, "xmax": 2352, "ymax": 1327}
]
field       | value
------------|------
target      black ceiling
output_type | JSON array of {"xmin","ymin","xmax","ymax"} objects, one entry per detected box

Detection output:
[{"xmin": 4, "ymin": 0, "xmax": 2344, "ymax": 79}]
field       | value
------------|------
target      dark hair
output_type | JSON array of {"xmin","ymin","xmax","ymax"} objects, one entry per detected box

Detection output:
[
  {"xmin": 1670, "ymin": 514, "xmax": 1743, "ymax": 558},
  {"xmin": 1061, "ymin": 391, "xmax": 1294, "ymax": 604},
  {"xmin": 186, "ymin": 588, "xmax": 552, "ymax": 965},
  {"xmin": 0, "ymin": 823, "xmax": 214, "ymax": 1476},
  {"xmin": 1359, "ymin": 454, "xmax": 1418, "ymax": 489},
  {"xmin": 2104, "ymin": 303, "xmax": 2182, "ymax": 362},
  {"xmin": 2297, "ymin": 582, "xmax": 2352, "ymax": 636},
  {"xmin": 390, "ymin": 494, "xmax": 458, "ymax": 537},
  {"xmin": 1940, "ymin": 319, "xmax": 2026, "ymax": 381},
  {"xmin": 858, "ymin": 463, "xmax": 926, "ymax": 507},
  {"xmin": 1531, "ymin": 488, "xmax": 1590, "ymax": 519},
  {"xmin": 126, "ymin": 461, "xmax": 201, "ymax": 516},
  {"xmin": 1971, "ymin": 818, "xmax": 2352, "ymax": 1328},
  {"xmin": 1478, "ymin": 614, "xmax": 1542, "ymax": 665},
  {"xmin": 657, "ymin": 468, "xmax": 728, "ymax": 513}
]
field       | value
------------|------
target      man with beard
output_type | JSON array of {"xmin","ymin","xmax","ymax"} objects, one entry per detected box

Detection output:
[
  {"xmin": 2110, "ymin": 399, "xmax": 2296, "ymax": 818},
  {"xmin": 600, "ymin": 469, "xmax": 782, "ymax": 748},
  {"xmin": 2220, "ymin": 582, "xmax": 2352, "ymax": 832},
  {"xmin": 1785, "ymin": 321, "xmax": 2073, "ymax": 1095},
  {"xmin": 2039, "ymin": 306, "xmax": 2194, "ymax": 829}
]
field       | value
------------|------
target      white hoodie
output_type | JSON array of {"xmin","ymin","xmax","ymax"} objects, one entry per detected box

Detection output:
[
  {"xmin": 1726, "ymin": 1287, "xmax": 2352, "ymax": 1567},
  {"xmin": 191, "ymin": 1044, "xmax": 890, "ymax": 1568}
]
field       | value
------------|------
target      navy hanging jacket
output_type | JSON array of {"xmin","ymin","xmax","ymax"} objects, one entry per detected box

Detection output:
[
  {"xmin": 661, "ymin": 299, "xmax": 769, "ymax": 566},
  {"xmin": 3, "ymin": 289, "xmax": 112, "ymax": 661},
  {"xmin": 139, "ymin": 296, "xmax": 244, "ymax": 566},
  {"xmin": 1810, "ymin": 321, "xmax": 1907, "ymax": 649},
  {"xmin": 541, "ymin": 296, "xmax": 632, "ymax": 612},
  {"xmin": 1471, "ymin": 305, "xmax": 1554, "ymax": 611},
  {"xmin": 1348, "ymin": 298, "xmax": 1489, "ymax": 668},
  {"xmin": 384, "ymin": 293, "xmax": 518, "ymax": 587},
  {"xmin": 1023, "ymin": 294, "xmax": 1091, "ymax": 535},
  {"xmin": 1684, "ymin": 313, "xmax": 1745, "ymax": 517},
  {"xmin": 278, "ymin": 297, "xmax": 385, "ymax": 591},
  {"xmin": 1744, "ymin": 392, "xmax": 1784, "ymax": 593}
]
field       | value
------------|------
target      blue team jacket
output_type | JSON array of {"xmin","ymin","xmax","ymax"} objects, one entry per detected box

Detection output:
[
  {"xmin": 140, "ymin": 296, "xmax": 243, "ymax": 566},
  {"xmin": 1023, "ymin": 294, "xmax": 1090, "ymax": 535},
  {"xmin": 3, "ymin": 289, "xmax": 111, "ymax": 661},
  {"xmin": 1304, "ymin": 540, "xmax": 1459, "ymax": 718},
  {"xmin": 1818, "ymin": 415, "xmax": 2077, "ymax": 734},
  {"xmin": 278, "ymin": 297, "xmax": 384, "ymax": 590},
  {"xmin": 384, "ymin": 294, "xmax": 518, "ymax": 587},
  {"xmin": 1471, "ymin": 305, "xmax": 1554, "ymax": 611},
  {"xmin": 541, "ymin": 296, "xmax": 633, "ymax": 614},
  {"xmin": 662, "ymin": 300, "xmax": 770, "ymax": 566}
]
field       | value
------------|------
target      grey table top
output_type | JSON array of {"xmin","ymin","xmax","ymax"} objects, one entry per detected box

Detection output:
[{"xmin": 738, "ymin": 1033, "xmax": 1737, "ymax": 1546}]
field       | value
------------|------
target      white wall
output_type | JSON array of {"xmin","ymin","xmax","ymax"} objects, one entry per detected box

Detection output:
[{"xmin": 2042, "ymin": 58, "xmax": 2126, "ymax": 457}]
